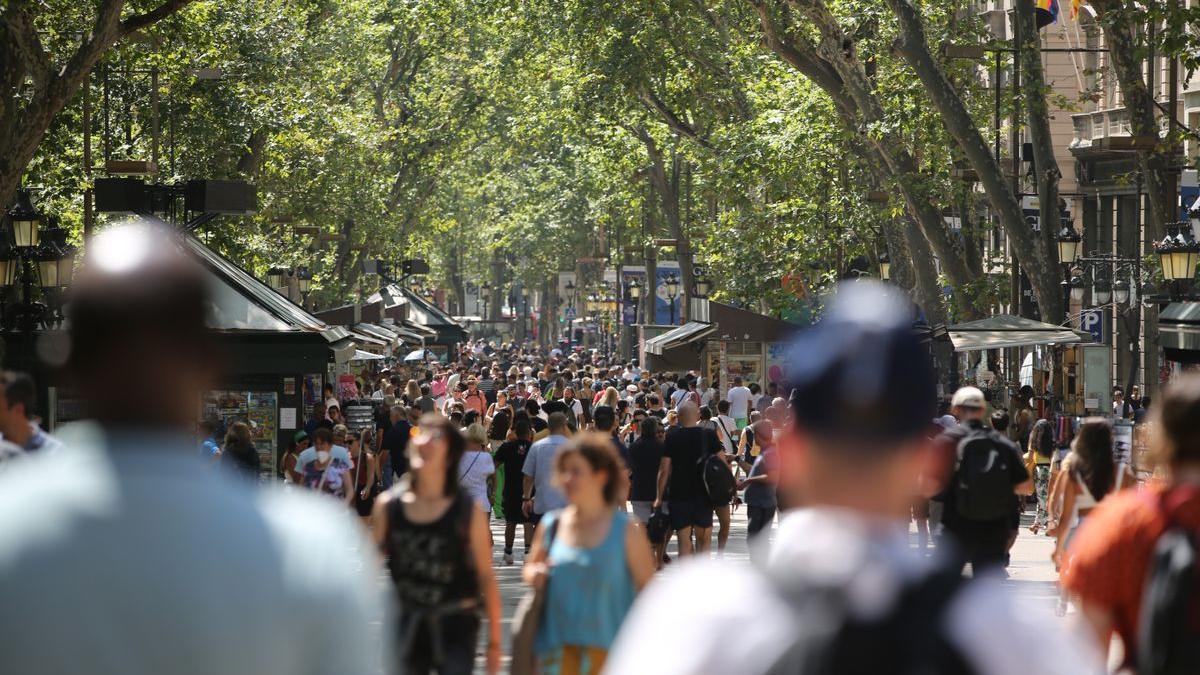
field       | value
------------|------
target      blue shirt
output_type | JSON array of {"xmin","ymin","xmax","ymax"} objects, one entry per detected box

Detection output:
[
  {"xmin": 0, "ymin": 423, "xmax": 386, "ymax": 675},
  {"xmin": 536, "ymin": 509, "xmax": 635, "ymax": 654},
  {"xmin": 200, "ymin": 436, "xmax": 220, "ymax": 457},
  {"xmin": 522, "ymin": 434, "xmax": 569, "ymax": 514}
]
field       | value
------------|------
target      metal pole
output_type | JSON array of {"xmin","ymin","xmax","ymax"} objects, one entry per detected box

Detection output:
[
  {"xmin": 82, "ymin": 70, "xmax": 94, "ymax": 238},
  {"xmin": 151, "ymin": 66, "xmax": 160, "ymax": 170}
]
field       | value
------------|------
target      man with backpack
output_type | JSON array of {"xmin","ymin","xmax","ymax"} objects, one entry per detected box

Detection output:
[
  {"xmin": 606, "ymin": 281, "xmax": 1099, "ymax": 675},
  {"xmin": 654, "ymin": 403, "xmax": 728, "ymax": 557},
  {"xmin": 1063, "ymin": 374, "xmax": 1200, "ymax": 675},
  {"xmin": 936, "ymin": 386, "xmax": 1031, "ymax": 575}
]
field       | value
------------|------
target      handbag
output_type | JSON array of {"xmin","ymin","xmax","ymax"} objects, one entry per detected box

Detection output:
[
  {"xmin": 509, "ymin": 518, "xmax": 560, "ymax": 675},
  {"xmin": 1018, "ymin": 452, "xmax": 1037, "ymax": 496}
]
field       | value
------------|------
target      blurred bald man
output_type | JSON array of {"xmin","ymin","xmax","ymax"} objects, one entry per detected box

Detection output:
[{"xmin": 0, "ymin": 222, "xmax": 387, "ymax": 675}]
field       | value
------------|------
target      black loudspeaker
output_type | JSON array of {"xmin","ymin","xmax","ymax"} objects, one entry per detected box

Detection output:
[
  {"xmin": 1021, "ymin": 142, "xmax": 1035, "ymax": 162},
  {"xmin": 94, "ymin": 178, "xmax": 148, "ymax": 213},
  {"xmin": 184, "ymin": 180, "xmax": 257, "ymax": 214}
]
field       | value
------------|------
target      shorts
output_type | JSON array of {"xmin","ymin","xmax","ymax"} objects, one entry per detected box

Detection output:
[
  {"xmin": 503, "ymin": 498, "xmax": 528, "ymax": 524},
  {"xmin": 735, "ymin": 417, "xmax": 749, "ymax": 430},
  {"xmin": 668, "ymin": 499, "xmax": 713, "ymax": 530},
  {"xmin": 630, "ymin": 500, "xmax": 654, "ymax": 524}
]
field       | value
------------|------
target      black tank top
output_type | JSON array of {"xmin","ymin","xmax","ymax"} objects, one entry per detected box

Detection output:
[{"xmin": 385, "ymin": 491, "xmax": 479, "ymax": 607}]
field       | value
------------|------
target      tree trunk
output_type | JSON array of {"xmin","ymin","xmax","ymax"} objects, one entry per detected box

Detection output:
[
  {"xmin": 635, "ymin": 128, "xmax": 694, "ymax": 323},
  {"xmin": 886, "ymin": 0, "xmax": 1064, "ymax": 323},
  {"xmin": 0, "ymin": 1, "xmax": 194, "ymax": 211},
  {"xmin": 750, "ymin": 0, "xmax": 976, "ymax": 319},
  {"xmin": 1091, "ymin": 0, "xmax": 1170, "ymax": 243},
  {"xmin": 1016, "ymin": 0, "xmax": 1065, "ymax": 322}
]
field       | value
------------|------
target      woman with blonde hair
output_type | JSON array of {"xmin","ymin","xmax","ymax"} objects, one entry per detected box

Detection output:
[
  {"xmin": 523, "ymin": 434, "xmax": 654, "ymax": 674},
  {"xmin": 599, "ymin": 386, "xmax": 620, "ymax": 412},
  {"xmin": 403, "ymin": 379, "xmax": 421, "ymax": 406}
]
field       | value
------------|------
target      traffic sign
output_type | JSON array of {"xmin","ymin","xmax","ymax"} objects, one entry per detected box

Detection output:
[
  {"xmin": 1080, "ymin": 309, "xmax": 1104, "ymax": 344},
  {"xmin": 564, "ymin": 306, "xmax": 577, "ymax": 320}
]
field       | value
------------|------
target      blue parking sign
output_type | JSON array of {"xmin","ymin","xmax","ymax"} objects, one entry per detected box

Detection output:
[{"xmin": 1080, "ymin": 309, "xmax": 1104, "ymax": 343}]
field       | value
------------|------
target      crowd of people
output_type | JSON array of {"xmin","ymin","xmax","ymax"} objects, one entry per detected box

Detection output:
[{"xmin": 3, "ymin": 221, "xmax": 1200, "ymax": 675}]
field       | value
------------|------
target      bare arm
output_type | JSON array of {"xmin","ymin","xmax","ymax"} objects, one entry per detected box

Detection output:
[
  {"xmin": 522, "ymin": 520, "xmax": 549, "ymax": 587},
  {"xmin": 624, "ymin": 520, "xmax": 655, "ymax": 591},
  {"xmin": 654, "ymin": 456, "xmax": 672, "ymax": 508},
  {"xmin": 370, "ymin": 492, "xmax": 391, "ymax": 550},
  {"xmin": 1053, "ymin": 484, "xmax": 1078, "ymax": 568}
]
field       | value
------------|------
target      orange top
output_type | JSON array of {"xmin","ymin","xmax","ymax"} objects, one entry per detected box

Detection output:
[{"xmin": 1062, "ymin": 483, "xmax": 1200, "ymax": 661}]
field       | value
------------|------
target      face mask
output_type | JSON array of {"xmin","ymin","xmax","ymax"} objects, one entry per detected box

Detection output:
[{"xmin": 316, "ymin": 450, "xmax": 331, "ymax": 462}]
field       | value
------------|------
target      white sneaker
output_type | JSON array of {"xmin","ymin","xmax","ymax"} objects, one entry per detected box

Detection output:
[{"xmin": 503, "ymin": 553, "xmax": 514, "ymax": 565}]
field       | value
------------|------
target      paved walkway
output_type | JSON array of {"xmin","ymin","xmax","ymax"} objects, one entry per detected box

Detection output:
[{"xmin": 466, "ymin": 504, "xmax": 1069, "ymax": 672}]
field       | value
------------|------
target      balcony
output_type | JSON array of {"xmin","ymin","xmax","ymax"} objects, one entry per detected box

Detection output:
[{"xmin": 1070, "ymin": 107, "xmax": 1132, "ymax": 151}]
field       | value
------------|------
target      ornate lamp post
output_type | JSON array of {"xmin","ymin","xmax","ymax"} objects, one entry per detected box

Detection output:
[{"xmin": 664, "ymin": 273, "xmax": 680, "ymax": 324}]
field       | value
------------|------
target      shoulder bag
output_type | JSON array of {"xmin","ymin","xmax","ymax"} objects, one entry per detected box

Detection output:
[{"xmin": 509, "ymin": 517, "xmax": 561, "ymax": 675}]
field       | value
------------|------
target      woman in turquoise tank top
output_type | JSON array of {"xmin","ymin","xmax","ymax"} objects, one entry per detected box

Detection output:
[{"xmin": 523, "ymin": 433, "xmax": 655, "ymax": 675}]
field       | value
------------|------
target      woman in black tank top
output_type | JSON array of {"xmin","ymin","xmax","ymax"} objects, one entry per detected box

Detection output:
[{"xmin": 372, "ymin": 415, "xmax": 502, "ymax": 675}]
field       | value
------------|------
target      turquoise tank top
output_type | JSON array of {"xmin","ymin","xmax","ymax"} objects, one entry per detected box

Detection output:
[{"xmin": 535, "ymin": 508, "xmax": 635, "ymax": 655}]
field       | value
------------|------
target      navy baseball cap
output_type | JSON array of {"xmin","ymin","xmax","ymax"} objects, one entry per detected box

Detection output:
[{"xmin": 785, "ymin": 281, "xmax": 936, "ymax": 444}]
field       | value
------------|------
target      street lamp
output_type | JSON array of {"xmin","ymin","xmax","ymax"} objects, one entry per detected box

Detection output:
[
  {"xmin": 1068, "ymin": 273, "xmax": 1085, "ymax": 303},
  {"xmin": 878, "ymin": 253, "xmax": 892, "ymax": 282},
  {"xmin": 664, "ymin": 273, "xmax": 680, "ymax": 324},
  {"xmin": 1112, "ymin": 278, "xmax": 1130, "ymax": 305},
  {"xmin": 627, "ymin": 277, "xmax": 641, "ymax": 300},
  {"xmin": 296, "ymin": 266, "xmax": 312, "ymax": 295},
  {"xmin": 1056, "ymin": 226, "xmax": 1082, "ymax": 267},
  {"xmin": 8, "ymin": 190, "xmax": 40, "ymax": 250},
  {"xmin": 1092, "ymin": 276, "xmax": 1112, "ymax": 306},
  {"xmin": 694, "ymin": 273, "xmax": 712, "ymax": 298},
  {"xmin": 266, "ymin": 266, "xmax": 288, "ymax": 291},
  {"xmin": 1157, "ymin": 231, "xmax": 1200, "ymax": 282}
]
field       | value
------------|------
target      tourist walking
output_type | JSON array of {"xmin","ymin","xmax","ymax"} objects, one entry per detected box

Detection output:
[
  {"xmin": 522, "ymin": 434, "xmax": 653, "ymax": 674},
  {"xmin": 0, "ymin": 222, "xmax": 383, "ymax": 675},
  {"xmin": 605, "ymin": 281, "xmax": 1099, "ymax": 675},
  {"xmin": 372, "ymin": 415, "xmax": 501, "ymax": 675}
]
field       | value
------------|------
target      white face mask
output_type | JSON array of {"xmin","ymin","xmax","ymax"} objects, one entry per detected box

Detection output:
[{"xmin": 316, "ymin": 450, "xmax": 331, "ymax": 463}]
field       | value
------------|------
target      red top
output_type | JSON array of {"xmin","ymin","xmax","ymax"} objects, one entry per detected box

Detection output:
[{"xmin": 1062, "ymin": 483, "xmax": 1200, "ymax": 660}]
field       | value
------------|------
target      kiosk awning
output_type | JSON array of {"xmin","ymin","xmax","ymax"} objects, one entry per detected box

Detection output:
[
  {"xmin": 645, "ymin": 321, "xmax": 716, "ymax": 355},
  {"xmin": 944, "ymin": 315, "xmax": 1090, "ymax": 352},
  {"xmin": 1161, "ymin": 302, "xmax": 1200, "ymax": 355}
]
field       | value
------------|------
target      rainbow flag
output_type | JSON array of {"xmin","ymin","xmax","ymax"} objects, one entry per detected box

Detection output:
[{"xmin": 1036, "ymin": 0, "xmax": 1060, "ymax": 28}]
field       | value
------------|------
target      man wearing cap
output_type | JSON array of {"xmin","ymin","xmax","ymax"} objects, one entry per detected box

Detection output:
[
  {"xmin": 934, "ymin": 386, "xmax": 1030, "ymax": 575},
  {"xmin": 606, "ymin": 282, "xmax": 1099, "ymax": 675}
]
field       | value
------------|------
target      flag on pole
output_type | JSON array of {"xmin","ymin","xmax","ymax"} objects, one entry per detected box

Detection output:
[
  {"xmin": 1035, "ymin": 0, "xmax": 1060, "ymax": 28},
  {"xmin": 1069, "ymin": 0, "xmax": 1085, "ymax": 20}
]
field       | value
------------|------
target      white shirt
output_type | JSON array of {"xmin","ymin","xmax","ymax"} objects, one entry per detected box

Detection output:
[
  {"xmin": 564, "ymin": 398, "xmax": 583, "ymax": 421},
  {"xmin": 727, "ymin": 386, "xmax": 753, "ymax": 419},
  {"xmin": 605, "ymin": 508, "xmax": 1102, "ymax": 675},
  {"xmin": 295, "ymin": 444, "xmax": 351, "ymax": 470},
  {"xmin": 712, "ymin": 414, "xmax": 738, "ymax": 453},
  {"xmin": 457, "ymin": 450, "xmax": 495, "ymax": 512}
]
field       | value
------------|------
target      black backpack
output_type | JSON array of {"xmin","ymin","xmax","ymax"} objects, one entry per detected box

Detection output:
[
  {"xmin": 1137, "ymin": 494, "xmax": 1200, "ymax": 675},
  {"xmin": 698, "ymin": 430, "xmax": 736, "ymax": 506},
  {"xmin": 763, "ymin": 566, "xmax": 974, "ymax": 675},
  {"xmin": 953, "ymin": 428, "xmax": 1014, "ymax": 521}
]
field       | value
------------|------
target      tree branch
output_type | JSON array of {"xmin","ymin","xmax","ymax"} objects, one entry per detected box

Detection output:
[
  {"xmin": 636, "ymin": 86, "xmax": 714, "ymax": 150},
  {"xmin": 120, "ymin": 0, "xmax": 195, "ymax": 36}
]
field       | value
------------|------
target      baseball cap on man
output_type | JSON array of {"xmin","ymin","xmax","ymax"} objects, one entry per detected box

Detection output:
[
  {"xmin": 785, "ymin": 281, "xmax": 935, "ymax": 444},
  {"xmin": 950, "ymin": 386, "xmax": 986, "ymax": 409}
]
